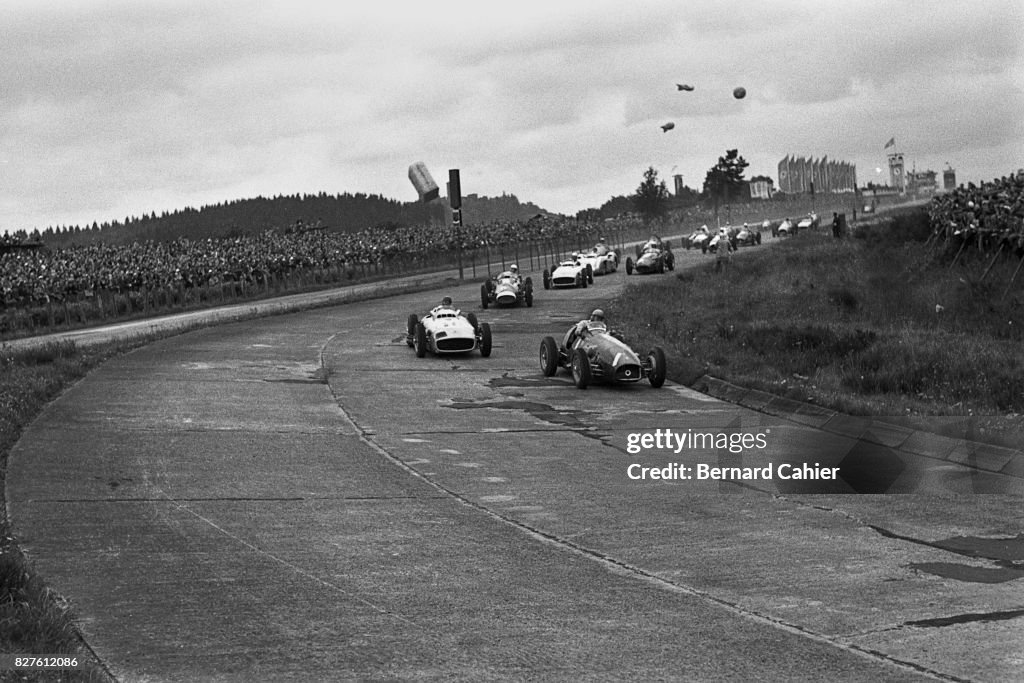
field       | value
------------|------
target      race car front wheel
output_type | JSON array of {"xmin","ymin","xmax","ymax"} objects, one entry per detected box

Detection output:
[
  {"xmin": 479, "ymin": 322, "xmax": 493, "ymax": 357},
  {"xmin": 571, "ymin": 349, "xmax": 591, "ymax": 389},
  {"xmin": 539, "ymin": 337, "xmax": 559, "ymax": 377}
]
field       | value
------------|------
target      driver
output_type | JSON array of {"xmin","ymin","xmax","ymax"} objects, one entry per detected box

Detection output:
[
  {"xmin": 498, "ymin": 264, "xmax": 521, "ymax": 284},
  {"xmin": 564, "ymin": 309, "xmax": 607, "ymax": 348},
  {"xmin": 431, "ymin": 296, "xmax": 458, "ymax": 316}
]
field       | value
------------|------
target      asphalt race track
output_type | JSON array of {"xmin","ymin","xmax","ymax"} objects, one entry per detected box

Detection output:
[{"xmin": 7, "ymin": 255, "xmax": 1024, "ymax": 681}]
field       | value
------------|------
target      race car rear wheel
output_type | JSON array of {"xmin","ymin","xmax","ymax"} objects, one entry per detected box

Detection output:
[
  {"xmin": 647, "ymin": 347, "xmax": 667, "ymax": 388},
  {"xmin": 543, "ymin": 269, "xmax": 551, "ymax": 290},
  {"xmin": 480, "ymin": 284, "xmax": 489, "ymax": 309},
  {"xmin": 586, "ymin": 264, "xmax": 594, "ymax": 284},
  {"xmin": 525, "ymin": 291, "xmax": 533, "ymax": 307},
  {"xmin": 666, "ymin": 253, "xmax": 675, "ymax": 271},
  {"xmin": 539, "ymin": 337, "xmax": 559, "ymax": 376},
  {"xmin": 571, "ymin": 349, "xmax": 591, "ymax": 389},
  {"xmin": 406, "ymin": 314, "xmax": 418, "ymax": 347},
  {"xmin": 626, "ymin": 257, "xmax": 634, "ymax": 275},
  {"xmin": 414, "ymin": 323, "xmax": 427, "ymax": 358},
  {"xmin": 479, "ymin": 322, "xmax": 492, "ymax": 357},
  {"xmin": 466, "ymin": 312, "xmax": 479, "ymax": 332}
]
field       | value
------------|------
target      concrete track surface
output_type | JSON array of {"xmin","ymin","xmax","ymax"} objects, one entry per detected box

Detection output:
[{"xmin": 7, "ymin": 255, "xmax": 1024, "ymax": 681}]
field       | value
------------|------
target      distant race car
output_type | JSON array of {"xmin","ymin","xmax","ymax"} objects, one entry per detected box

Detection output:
[
  {"xmin": 539, "ymin": 322, "xmax": 666, "ymax": 389},
  {"xmin": 574, "ymin": 242, "xmax": 619, "ymax": 275},
  {"xmin": 684, "ymin": 226, "xmax": 711, "ymax": 251},
  {"xmin": 734, "ymin": 223, "xmax": 762, "ymax": 247},
  {"xmin": 407, "ymin": 303, "xmax": 492, "ymax": 358},
  {"xmin": 797, "ymin": 213, "xmax": 820, "ymax": 231},
  {"xmin": 626, "ymin": 240, "xmax": 674, "ymax": 274},
  {"xmin": 777, "ymin": 219, "xmax": 796, "ymax": 237},
  {"xmin": 481, "ymin": 270, "xmax": 533, "ymax": 308},
  {"xmin": 543, "ymin": 258, "xmax": 593, "ymax": 289}
]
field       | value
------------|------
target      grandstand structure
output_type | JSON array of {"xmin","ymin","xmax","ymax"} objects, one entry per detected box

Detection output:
[{"xmin": 777, "ymin": 156, "xmax": 857, "ymax": 194}]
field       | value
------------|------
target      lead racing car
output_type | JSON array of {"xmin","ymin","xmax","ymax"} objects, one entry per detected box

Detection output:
[
  {"xmin": 539, "ymin": 313, "xmax": 666, "ymax": 389},
  {"xmin": 407, "ymin": 299, "xmax": 492, "ymax": 358},
  {"xmin": 481, "ymin": 265, "xmax": 533, "ymax": 308}
]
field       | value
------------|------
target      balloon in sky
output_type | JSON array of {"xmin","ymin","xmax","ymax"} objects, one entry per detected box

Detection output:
[
  {"xmin": 733, "ymin": 86, "xmax": 747, "ymax": 99},
  {"xmin": 661, "ymin": 122, "xmax": 675, "ymax": 132}
]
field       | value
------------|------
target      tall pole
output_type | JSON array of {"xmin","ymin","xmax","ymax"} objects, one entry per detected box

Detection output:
[{"xmin": 449, "ymin": 169, "xmax": 464, "ymax": 280}]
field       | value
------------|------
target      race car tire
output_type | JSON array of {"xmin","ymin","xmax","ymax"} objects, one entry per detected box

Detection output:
[
  {"xmin": 571, "ymin": 349, "xmax": 591, "ymax": 389},
  {"xmin": 626, "ymin": 257, "xmax": 634, "ymax": 275},
  {"xmin": 539, "ymin": 337, "xmax": 559, "ymax": 377},
  {"xmin": 578, "ymin": 273, "xmax": 587, "ymax": 288},
  {"xmin": 480, "ymin": 284, "xmax": 489, "ymax": 309},
  {"xmin": 479, "ymin": 322, "xmax": 493, "ymax": 357},
  {"xmin": 667, "ymin": 253, "xmax": 675, "ymax": 271},
  {"xmin": 466, "ymin": 312, "xmax": 479, "ymax": 332},
  {"xmin": 657, "ymin": 259, "xmax": 665, "ymax": 274},
  {"xmin": 525, "ymin": 291, "xmax": 533, "ymax": 307},
  {"xmin": 586, "ymin": 264, "xmax": 594, "ymax": 284},
  {"xmin": 406, "ymin": 314, "xmax": 418, "ymax": 347},
  {"xmin": 756, "ymin": 233, "xmax": 762, "ymax": 245},
  {"xmin": 414, "ymin": 322, "xmax": 427, "ymax": 358},
  {"xmin": 543, "ymin": 269, "xmax": 551, "ymax": 290},
  {"xmin": 647, "ymin": 347, "xmax": 667, "ymax": 388}
]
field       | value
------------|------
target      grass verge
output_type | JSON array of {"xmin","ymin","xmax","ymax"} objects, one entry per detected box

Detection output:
[{"xmin": 607, "ymin": 209, "xmax": 1024, "ymax": 446}]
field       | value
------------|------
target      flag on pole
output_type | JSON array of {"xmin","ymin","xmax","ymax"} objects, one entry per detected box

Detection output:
[{"xmin": 884, "ymin": 137, "xmax": 896, "ymax": 149}]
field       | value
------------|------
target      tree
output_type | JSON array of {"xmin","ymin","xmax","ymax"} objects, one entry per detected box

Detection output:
[
  {"xmin": 633, "ymin": 167, "xmax": 670, "ymax": 223},
  {"xmin": 702, "ymin": 149, "xmax": 750, "ymax": 212}
]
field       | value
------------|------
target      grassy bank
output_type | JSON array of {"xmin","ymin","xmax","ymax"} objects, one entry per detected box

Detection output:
[
  {"xmin": 608, "ymin": 210, "xmax": 1024, "ymax": 442},
  {"xmin": 0, "ymin": 341, "xmax": 143, "ymax": 682}
]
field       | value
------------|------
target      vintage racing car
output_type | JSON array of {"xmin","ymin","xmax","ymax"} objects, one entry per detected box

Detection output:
[
  {"xmin": 407, "ymin": 301, "xmax": 492, "ymax": 357},
  {"xmin": 776, "ymin": 218, "xmax": 796, "ymax": 237},
  {"xmin": 543, "ymin": 258, "xmax": 593, "ymax": 289},
  {"xmin": 574, "ymin": 242, "xmax": 619, "ymax": 275},
  {"xmin": 797, "ymin": 213, "xmax": 820, "ymax": 231},
  {"xmin": 734, "ymin": 223, "xmax": 762, "ymax": 246},
  {"xmin": 481, "ymin": 268, "xmax": 533, "ymax": 308},
  {"xmin": 539, "ymin": 321, "xmax": 666, "ymax": 389},
  {"xmin": 625, "ymin": 239, "xmax": 674, "ymax": 274},
  {"xmin": 684, "ymin": 225, "xmax": 711, "ymax": 251}
]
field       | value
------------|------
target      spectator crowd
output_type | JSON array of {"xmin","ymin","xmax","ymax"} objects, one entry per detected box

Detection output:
[
  {"xmin": 0, "ymin": 214, "xmax": 643, "ymax": 308},
  {"xmin": 927, "ymin": 171, "xmax": 1024, "ymax": 255}
]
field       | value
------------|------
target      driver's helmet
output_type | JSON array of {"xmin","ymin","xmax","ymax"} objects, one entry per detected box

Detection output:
[
  {"xmin": 510, "ymin": 264, "xmax": 518, "ymax": 273},
  {"xmin": 441, "ymin": 296, "xmax": 453, "ymax": 307},
  {"xmin": 590, "ymin": 309, "xmax": 605, "ymax": 323}
]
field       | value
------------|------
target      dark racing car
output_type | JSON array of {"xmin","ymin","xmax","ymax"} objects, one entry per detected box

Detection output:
[{"xmin": 539, "ymin": 318, "xmax": 666, "ymax": 389}]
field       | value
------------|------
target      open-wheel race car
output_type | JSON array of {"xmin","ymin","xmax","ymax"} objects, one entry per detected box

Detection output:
[
  {"xmin": 481, "ymin": 267, "xmax": 533, "ymax": 308},
  {"xmin": 539, "ymin": 316, "xmax": 666, "ymax": 389},
  {"xmin": 407, "ymin": 299, "xmax": 492, "ymax": 358},
  {"xmin": 574, "ymin": 241, "xmax": 619, "ymax": 275},
  {"xmin": 543, "ymin": 257, "xmax": 593, "ymax": 289},
  {"xmin": 626, "ymin": 238, "xmax": 674, "ymax": 274},
  {"xmin": 734, "ymin": 223, "xmax": 762, "ymax": 247},
  {"xmin": 797, "ymin": 212, "xmax": 820, "ymax": 231}
]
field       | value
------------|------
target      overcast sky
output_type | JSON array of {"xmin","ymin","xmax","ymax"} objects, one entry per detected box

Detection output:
[{"xmin": 2, "ymin": 0, "xmax": 1022, "ymax": 233}]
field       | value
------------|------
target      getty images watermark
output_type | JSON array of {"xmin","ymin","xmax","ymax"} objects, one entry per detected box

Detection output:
[{"xmin": 624, "ymin": 427, "xmax": 840, "ymax": 482}]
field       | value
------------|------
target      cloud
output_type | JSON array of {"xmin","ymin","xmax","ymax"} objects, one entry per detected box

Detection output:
[{"xmin": 1, "ymin": 0, "xmax": 1021, "ymax": 229}]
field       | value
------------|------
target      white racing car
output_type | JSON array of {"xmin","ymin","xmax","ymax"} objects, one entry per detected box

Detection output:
[
  {"xmin": 543, "ymin": 258, "xmax": 593, "ymax": 289},
  {"xmin": 574, "ymin": 242, "xmax": 619, "ymax": 275},
  {"xmin": 407, "ymin": 300, "xmax": 492, "ymax": 358}
]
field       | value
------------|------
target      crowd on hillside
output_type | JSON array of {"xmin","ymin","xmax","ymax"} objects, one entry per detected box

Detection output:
[
  {"xmin": 927, "ymin": 172, "xmax": 1024, "ymax": 253},
  {"xmin": 0, "ymin": 214, "xmax": 642, "ymax": 308}
]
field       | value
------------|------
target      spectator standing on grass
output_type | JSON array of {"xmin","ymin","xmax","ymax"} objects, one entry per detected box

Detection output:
[
  {"xmin": 832, "ymin": 212, "xmax": 841, "ymax": 239},
  {"xmin": 715, "ymin": 228, "xmax": 732, "ymax": 273}
]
